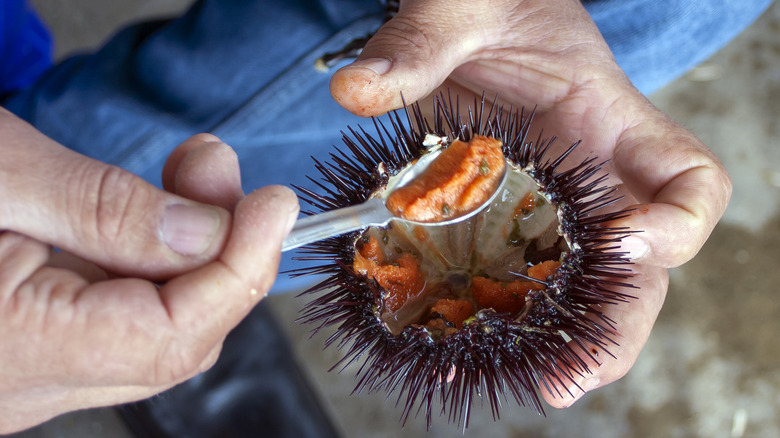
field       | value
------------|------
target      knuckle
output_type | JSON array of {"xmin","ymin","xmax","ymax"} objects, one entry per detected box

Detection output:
[
  {"xmin": 75, "ymin": 164, "xmax": 150, "ymax": 245},
  {"xmin": 94, "ymin": 167, "xmax": 144, "ymax": 242},
  {"xmin": 374, "ymin": 16, "xmax": 436, "ymax": 58}
]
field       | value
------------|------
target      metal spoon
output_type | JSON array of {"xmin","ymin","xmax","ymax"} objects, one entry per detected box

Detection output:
[{"xmin": 282, "ymin": 149, "xmax": 509, "ymax": 252}]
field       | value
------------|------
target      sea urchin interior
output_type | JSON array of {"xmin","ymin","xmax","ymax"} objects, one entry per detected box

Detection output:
[{"xmin": 289, "ymin": 94, "xmax": 637, "ymax": 428}]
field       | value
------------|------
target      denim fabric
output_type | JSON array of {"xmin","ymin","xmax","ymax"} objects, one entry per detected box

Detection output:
[
  {"xmin": 583, "ymin": 0, "xmax": 775, "ymax": 94},
  {"xmin": 2, "ymin": 0, "xmax": 773, "ymax": 293}
]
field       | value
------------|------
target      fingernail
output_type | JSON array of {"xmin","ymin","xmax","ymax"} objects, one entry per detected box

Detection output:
[
  {"xmin": 161, "ymin": 204, "xmax": 221, "ymax": 255},
  {"xmin": 349, "ymin": 58, "xmax": 392, "ymax": 75},
  {"xmin": 565, "ymin": 376, "xmax": 600, "ymax": 406},
  {"xmin": 620, "ymin": 235, "xmax": 649, "ymax": 261}
]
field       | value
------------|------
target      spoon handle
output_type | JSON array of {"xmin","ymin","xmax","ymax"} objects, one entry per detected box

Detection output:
[{"xmin": 282, "ymin": 197, "xmax": 390, "ymax": 252}]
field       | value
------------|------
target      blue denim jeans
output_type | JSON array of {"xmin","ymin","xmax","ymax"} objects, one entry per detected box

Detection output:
[{"xmin": 2, "ymin": 0, "xmax": 772, "ymax": 293}]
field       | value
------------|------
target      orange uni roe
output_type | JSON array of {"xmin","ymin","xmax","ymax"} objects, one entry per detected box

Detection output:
[
  {"xmin": 353, "ymin": 236, "xmax": 425, "ymax": 312},
  {"xmin": 425, "ymin": 299, "xmax": 474, "ymax": 336},
  {"xmin": 386, "ymin": 135, "xmax": 505, "ymax": 223},
  {"xmin": 528, "ymin": 260, "xmax": 561, "ymax": 282},
  {"xmin": 430, "ymin": 299, "xmax": 474, "ymax": 328},
  {"xmin": 471, "ymin": 260, "xmax": 562, "ymax": 315}
]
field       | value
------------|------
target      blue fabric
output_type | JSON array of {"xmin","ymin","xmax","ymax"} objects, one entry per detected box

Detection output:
[
  {"xmin": 583, "ymin": 0, "xmax": 774, "ymax": 94},
  {"xmin": 1, "ymin": 0, "xmax": 773, "ymax": 293},
  {"xmin": 0, "ymin": 0, "xmax": 52, "ymax": 97}
]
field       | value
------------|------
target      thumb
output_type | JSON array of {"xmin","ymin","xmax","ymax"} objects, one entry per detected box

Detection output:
[
  {"xmin": 0, "ymin": 110, "xmax": 231, "ymax": 280},
  {"xmin": 330, "ymin": 0, "xmax": 481, "ymax": 116},
  {"xmin": 611, "ymin": 117, "xmax": 732, "ymax": 268}
]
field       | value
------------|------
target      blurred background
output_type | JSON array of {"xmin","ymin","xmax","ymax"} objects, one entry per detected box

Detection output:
[{"xmin": 11, "ymin": 0, "xmax": 780, "ymax": 437}]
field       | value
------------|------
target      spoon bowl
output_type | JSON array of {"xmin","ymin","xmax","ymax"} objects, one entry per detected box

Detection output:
[{"xmin": 282, "ymin": 148, "xmax": 508, "ymax": 252}]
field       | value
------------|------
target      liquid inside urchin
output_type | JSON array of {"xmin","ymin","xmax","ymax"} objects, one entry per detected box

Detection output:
[{"xmin": 289, "ymin": 94, "xmax": 637, "ymax": 428}]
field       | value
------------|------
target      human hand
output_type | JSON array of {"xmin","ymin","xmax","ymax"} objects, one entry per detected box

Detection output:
[
  {"xmin": 0, "ymin": 109, "xmax": 298, "ymax": 433},
  {"xmin": 330, "ymin": 0, "xmax": 731, "ymax": 407}
]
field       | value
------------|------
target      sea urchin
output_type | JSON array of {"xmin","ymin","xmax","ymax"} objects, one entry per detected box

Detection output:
[{"xmin": 289, "ymin": 94, "xmax": 636, "ymax": 428}]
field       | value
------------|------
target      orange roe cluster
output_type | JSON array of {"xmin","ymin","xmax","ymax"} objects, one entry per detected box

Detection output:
[
  {"xmin": 472, "ymin": 260, "xmax": 561, "ymax": 314},
  {"xmin": 426, "ymin": 299, "xmax": 475, "ymax": 337},
  {"xmin": 386, "ymin": 135, "xmax": 505, "ymax": 223},
  {"xmin": 353, "ymin": 236, "xmax": 425, "ymax": 312},
  {"xmin": 354, "ymin": 234, "xmax": 562, "ymax": 336}
]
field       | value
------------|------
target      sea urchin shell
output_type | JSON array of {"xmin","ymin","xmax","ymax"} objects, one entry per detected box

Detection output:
[{"xmin": 289, "ymin": 94, "xmax": 636, "ymax": 428}]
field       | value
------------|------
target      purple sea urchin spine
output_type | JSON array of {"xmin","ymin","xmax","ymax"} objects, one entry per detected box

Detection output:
[{"xmin": 289, "ymin": 94, "xmax": 637, "ymax": 428}]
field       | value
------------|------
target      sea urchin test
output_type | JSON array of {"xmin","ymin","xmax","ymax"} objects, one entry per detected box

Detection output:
[{"xmin": 290, "ymin": 95, "xmax": 637, "ymax": 428}]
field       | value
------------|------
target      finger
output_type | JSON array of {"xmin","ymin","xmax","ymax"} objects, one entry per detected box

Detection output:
[
  {"xmin": 0, "ymin": 231, "xmax": 49, "ymax": 299},
  {"xmin": 156, "ymin": 185, "xmax": 298, "ymax": 367},
  {"xmin": 611, "ymin": 117, "xmax": 732, "ymax": 267},
  {"xmin": 330, "ymin": 0, "xmax": 483, "ymax": 116},
  {"xmin": 0, "ymin": 110, "xmax": 231, "ymax": 280},
  {"xmin": 161, "ymin": 133, "xmax": 222, "ymax": 192},
  {"xmin": 2, "ymin": 328, "xmax": 211, "ymax": 433},
  {"xmin": 45, "ymin": 250, "xmax": 110, "ymax": 283},
  {"xmin": 6, "ymin": 271, "xmax": 226, "ymax": 388},
  {"xmin": 541, "ymin": 264, "xmax": 669, "ymax": 408},
  {"xmin": 0, "ymin": 382, "xmax": 173, "ymax": 434},
  {"xmin": 163, "ymin": 134, "xmax": 244, "ymax": 211}
]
